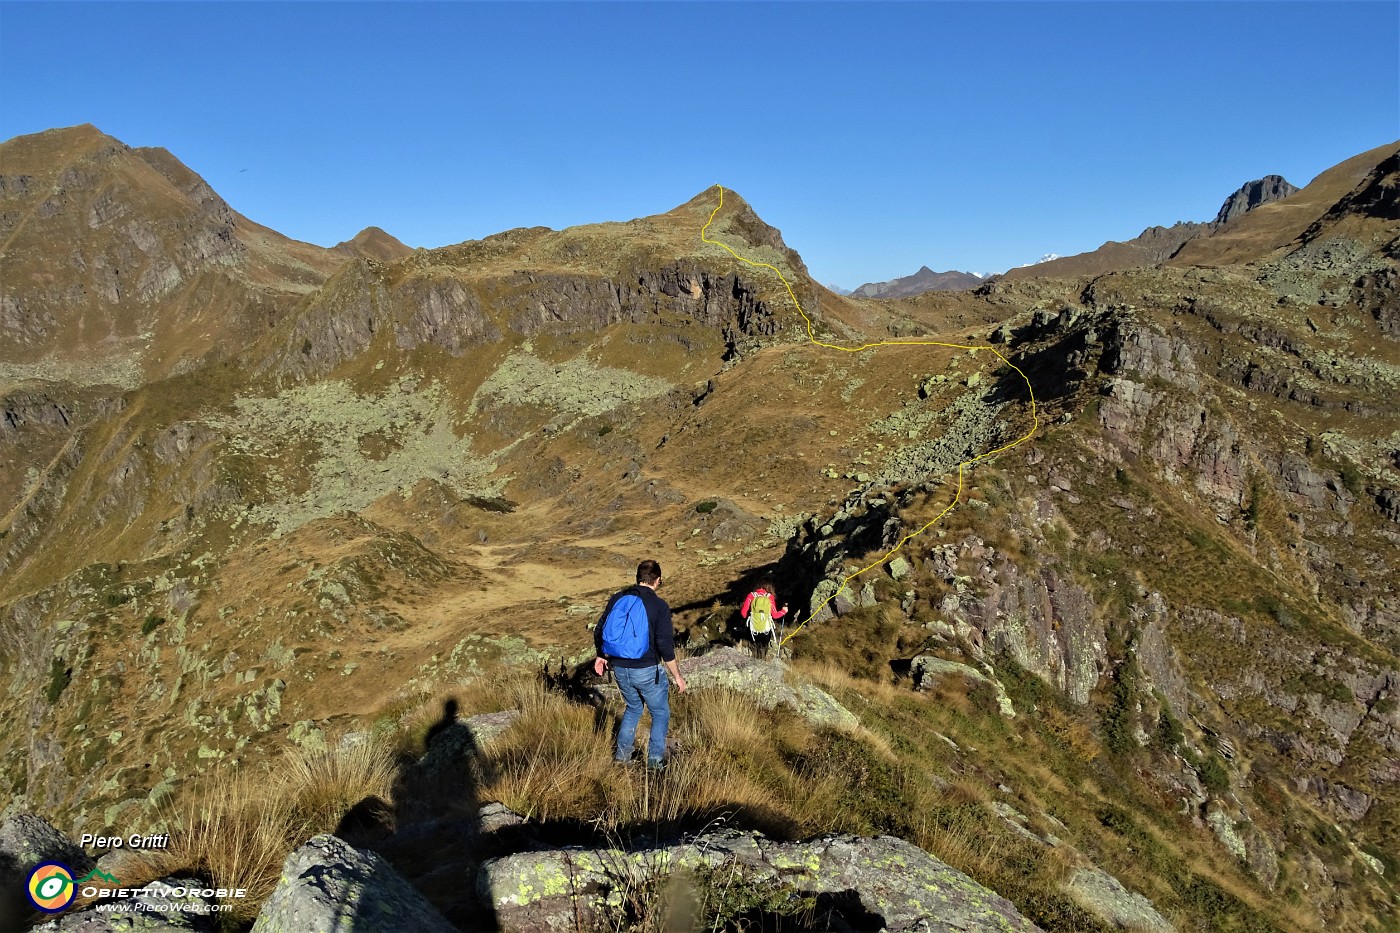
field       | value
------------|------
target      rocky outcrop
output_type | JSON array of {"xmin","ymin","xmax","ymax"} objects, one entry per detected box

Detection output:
[
  {"xmin": 1, "ymin": 813, "xmax": 96, "ymax": 933},
  {"xmin": 270, "ymin": 257, "xmax": 782, "ymax": 380},
  {"xmin": 1064, "ymin": 867, "xmax": 1175, "ymax": 933},
  {"xmin": 679, "ymin": 647, "xmax": 857, "ymax": 730},
  {"xmin": 250, "ymin": 834, "xmax": 457, "ymax": 933},
  {"xmin": 1300, "ymin": 152, "xmax": 1400, "ymax": 237},
  {"xmin": 911, "ymin": 655, "xmax": 1016, "ymax": 717},
  {"xmin": 931, "ymin": 540, "xmax": 1106, "ymax": 706},
  {"xmin": 0, "ymin": 811, "xmax": 94, "ymax": 879},
  {"xmin": 480, "ymin": 830, "xmax": 1044, "ymax": 933},
  {"xmin": 1213, "ymin": 175, "xmax": 1300, "ymax": 225}
]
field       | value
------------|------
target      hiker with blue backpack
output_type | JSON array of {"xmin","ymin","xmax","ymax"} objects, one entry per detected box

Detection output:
[
  {"xmin": 741, "ymin": 580, "xmax": 788, "ymax": 658},
  {"xmin": 593, "ymin": 559, "xmax": 688, "ymax": 769}
]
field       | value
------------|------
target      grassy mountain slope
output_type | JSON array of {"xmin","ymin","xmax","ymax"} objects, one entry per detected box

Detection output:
[
  {"xmin": 0, "ymin": 125, "xmax": 345, "ymax": 385},
  {"xmin": 2, "ymin": 133, "xmax": 1398, "ymax": 931}
]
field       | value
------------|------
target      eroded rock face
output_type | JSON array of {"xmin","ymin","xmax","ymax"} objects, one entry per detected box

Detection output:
[
  {"xmin": 250, "ymin": 834, "xmax": 456, "ymax": 933},
  {"xmin": 1213, "ymin": 175, "xmax": 1300, "ymax": 225},
  {"xmin": 480, "ymin": 830, "xmax": 1044, "ymax": 933},
  {"xmin": 272, "ymin": 259, "xmax": 781, "ymax": 380}
]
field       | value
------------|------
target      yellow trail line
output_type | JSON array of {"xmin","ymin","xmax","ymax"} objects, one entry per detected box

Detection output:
[{"xmin": 700, "ymin": 185, "xmax": 1040, "ymax": 646}]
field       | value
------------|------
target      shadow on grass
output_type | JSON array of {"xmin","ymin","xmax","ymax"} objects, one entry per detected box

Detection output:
[{"xmin": 335, "ymin": 699, "xmax": 495, "ymax": 932}]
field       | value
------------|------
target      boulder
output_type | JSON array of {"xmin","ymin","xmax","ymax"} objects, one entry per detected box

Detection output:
[
  {"xmin": 464, "ymin": 709, "xmax": 521, "ymax": 747},
  {"xmin": 911, "ymin": 656, "xmax": 1017, "ymax": 718},
  {"xmin": 680, "ymin": 647, "xmax": 857, "ymax": 730},
  {"xmin": 0, "ymin": 812, "xmax": 94, "ymax": 878},
  {"xmin": 1, "ymin": 812, "xmax": 95, "ymax": 933},
  {"xmin": 481, "ymin": 830, "xmax": 1043, "ymax": 933},
  {"xmin": 250, "ymin": 834, "xmax": 456, "ymax": 933},
  {"xmin": 1063, "ymin": 867, "xmax": 1175, "ymax": 933}
]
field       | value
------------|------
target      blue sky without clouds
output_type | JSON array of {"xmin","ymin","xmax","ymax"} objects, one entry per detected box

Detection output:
[{"xmin": 1, "ymin": 2, "xmax": 1396, "ymax": 285}]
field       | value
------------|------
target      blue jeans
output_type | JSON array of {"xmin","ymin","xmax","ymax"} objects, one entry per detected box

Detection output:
[{"xmin": 614, "ymin": 664, "xmax": 670, "ymax": 764}]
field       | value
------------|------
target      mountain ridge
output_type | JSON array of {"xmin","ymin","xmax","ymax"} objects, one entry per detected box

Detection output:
[
  {"xmin": 998, "ymin": 150, "xmax": 1395, "ymax": 283},
  {"xmin": 1, "ymin": 128, "xmax": 1397, "ymax": 933},
  {"xmin": 0, "ymin": 124, "xmax": 347, "ymax": 386},
  {"xmin": 332, "ymin": 225, "xmax": 414, "ymax": 262},
  {"xmin": 851, "ymin": 265, "xmax": 984, "ymax": 299}
]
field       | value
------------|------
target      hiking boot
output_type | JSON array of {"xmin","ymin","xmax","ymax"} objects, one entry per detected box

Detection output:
[{"xmin": 645, "ymin": 758, "xmax": 666, "ymax": 773}]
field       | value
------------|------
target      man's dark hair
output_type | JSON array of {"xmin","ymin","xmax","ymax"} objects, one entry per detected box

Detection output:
[{"xmin": 637, "ymin": 560, "xmax": 662, "ymax": 585}]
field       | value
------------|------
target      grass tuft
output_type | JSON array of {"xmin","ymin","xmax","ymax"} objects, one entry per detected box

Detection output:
[{"xmin": 131, "ymin": 737, "xmax": 396, "ymax": 923}]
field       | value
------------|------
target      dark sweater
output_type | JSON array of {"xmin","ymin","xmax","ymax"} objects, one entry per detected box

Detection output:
[{"xmin": 594, "ymin": 584, "xmax": 674, "ymax": 668}]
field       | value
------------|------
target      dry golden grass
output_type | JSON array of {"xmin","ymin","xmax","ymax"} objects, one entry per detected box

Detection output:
[
  {"xmin": 476, "ymin": 683, "xmax": 801, "ymax": 835},
  {"xmin": 790, "ymin": 656, "xmax": 902, "ymax": 704},
  {"xmin": 1039, "ymin": 705, "xmax": 1101, "ymax": 764},
  {"xmin": 132, "ymin": 772, "xmax": 302, "ymax": 922},
  {"xmin": 391, "ymin": 667, "xmax": 547, "ymax": 758},
  {"xmin": 482, "ymin": 698, "xmax": 604, "ymax": 822},
  {"xmin": 129, "ymin": 737, "xmax": 397, "ymax": 922},
  {"xmin": 277, "ymin": 739, "xmax": 397, "ymax": 831}
]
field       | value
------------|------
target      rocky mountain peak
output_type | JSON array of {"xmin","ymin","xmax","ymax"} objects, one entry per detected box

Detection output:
[
  {"xmin": 0, "ymin": 125, "xmax": 345, "ymax": 381},
  {"xmin": 1213, "ymin": 174, "xmax": 1300, "ymax": 224},
  {"xmin": 332, "ymin": 225, "xmax": 413, "ymax": 262},
  {"xmin": 851, "ymin": 265, "xmax": 984, "ymax": 298}
]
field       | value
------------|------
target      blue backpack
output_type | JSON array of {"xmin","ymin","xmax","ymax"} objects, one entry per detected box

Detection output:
[{"xmin": 601, "ymin": 590, "xmax": 651, "ymax": 659}]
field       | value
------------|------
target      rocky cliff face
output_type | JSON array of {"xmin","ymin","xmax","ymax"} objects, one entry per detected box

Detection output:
[
  {"xmin": 266, "ymin": 257, "xmax": 784, "ymax": 381},
  {"xmin": 1213, "ymin": 174, "xmax": 1301, "ymax": 224},
  {"xmin": 772, "ymin": 248, "xmax": 1399, "ymax": 923}
]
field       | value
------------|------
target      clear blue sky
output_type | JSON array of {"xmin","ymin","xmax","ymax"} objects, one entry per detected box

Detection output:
[{"xmin": 2, "ymin": 2, "xmax": 1396, "ymax": 285}]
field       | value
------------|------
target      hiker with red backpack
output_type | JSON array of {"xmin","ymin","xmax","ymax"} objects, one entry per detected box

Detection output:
[
  {"xmin": 593, "ymin": 559, "xmax": 687, "ymax": 769},
  {"xmin": 741, "ymin": 579, "xmax": 788, "ymax": 658}
]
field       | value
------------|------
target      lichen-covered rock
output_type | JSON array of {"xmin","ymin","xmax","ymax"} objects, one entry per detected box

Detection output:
[
  {"xmin": 1206, "ymin": 808, "xmax": 1247, "ymax": 861},
  {"xmin": 250, "ymin": 834, "xmax": 456, "ymax": 933},
  {"xmin": 680, "ymin": 647, "xmax": 857, "ymax": 730},
  {"xmin": 480, "ymin": 830, "xmax": 1043, "ymax": 933},
  {"xmin": 464, "ymin": 709, "xmax": 522, "ymax": 747},
  {"xmin": 0, "ymin": 811, "xmax": 96, "ymax": 927},
  {"xmin": 911, "ymin": 656, "xmax": 1016, "ymax": 718},
  {"xmin": 1063, "ymin": 867, "xmax": 1174, "ymax": 933},
  {"xmin": 887, "ymin": 555, "xmax": 911, "ymax": 581},
  {"xmin": 0, "ymin": 812, "xmax": 94, "ymax": 879}
]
